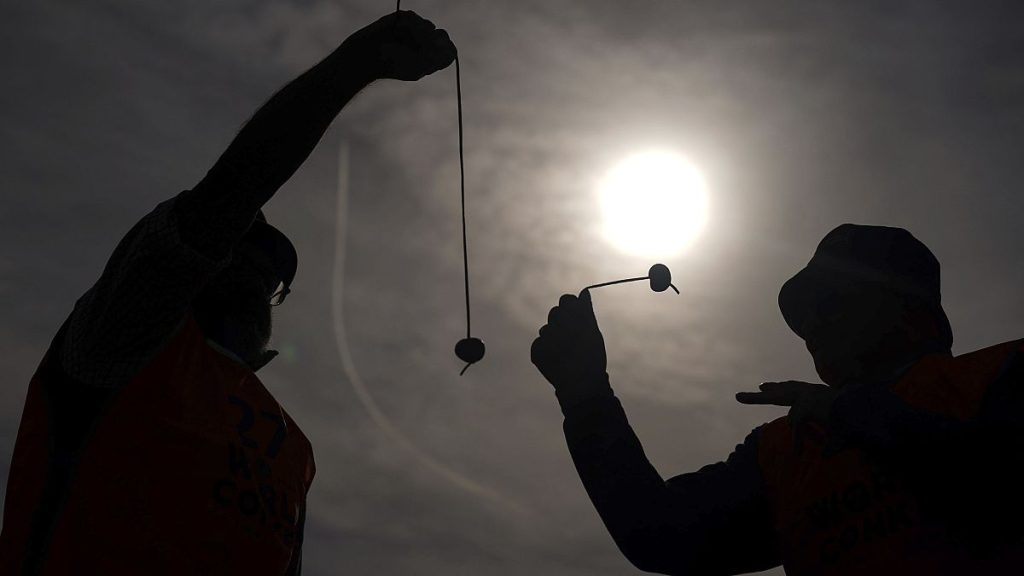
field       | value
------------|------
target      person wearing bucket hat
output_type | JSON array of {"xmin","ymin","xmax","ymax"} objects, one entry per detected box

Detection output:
[
  {"xmin": 0, "ymin": 11, "xmax": 455, "ymax": 576},
  {"xmin": 533, "ymin": 224, "xmax": 1024, "ymax": 574},
  {"xmin": 776, "ymin": 223, "xmax": 954, "ymax": 389}
]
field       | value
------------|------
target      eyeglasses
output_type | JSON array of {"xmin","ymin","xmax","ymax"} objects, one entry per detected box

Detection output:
[{"xmin": 270, "ymin": 282, "xmax": 291, "ymax": 307}]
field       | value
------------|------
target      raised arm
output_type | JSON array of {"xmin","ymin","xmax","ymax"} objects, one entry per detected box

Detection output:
[
  {"xmin": 175, "ymin": 11, "xmax": 456, "ymax": 259},
  {"xmin": 60, "ymin": 11, "xmax": 455, "ymax": 386},
  {"xmin": 532, "ymin": 293, "xmax": 780, "ymax": 574}
]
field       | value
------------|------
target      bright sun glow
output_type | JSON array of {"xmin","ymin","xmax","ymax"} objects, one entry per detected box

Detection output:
[{"xmin": 599, "ymin": 150, "xmax": 709, "ymax": 258}]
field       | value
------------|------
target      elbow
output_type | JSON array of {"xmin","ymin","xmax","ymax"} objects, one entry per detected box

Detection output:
[{"xmin": 615, "ymin": 528, "xmax": 705, "ymax": 575}]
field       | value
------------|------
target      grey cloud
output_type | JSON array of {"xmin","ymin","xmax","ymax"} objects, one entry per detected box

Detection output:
[{"xmin": 5, "ymin": 2, "xmax": 1024, "ymax": 575}]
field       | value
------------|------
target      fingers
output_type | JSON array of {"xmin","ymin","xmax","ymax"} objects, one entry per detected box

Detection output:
[
  {"xmin": 530, "ymin": 335, "xmax": 547, "ymax": 367},
  {"xmin": 557, "ymin": 293, "xmax": 583, "ymax": 323},
  {"xmin": 736, "ymin": 380, "xmax": 819, "ymax": 403},
  {"xmin": 367, "ymin": 10, "xmax": 456, "ymax": 80},
  {"xmin": 737, "ymin": 379, "xmax": 831, "ymax": 415},
  {"xmin": 551, "ymin": 293, "xmax": 595, "ymax": 331},
  {"xmin": 429, "ymin": 29, "xmax": 457, "ymax": 70},
  {"xmin": 558, "ymin": 293, "xmax": 578, "ymax": 308},
  {"xmin": 546, "ymin": 306, "xmax": 561, "ymax": 326},
  {"xmin": 736, "ymin": 392, "xmax": 787, "ymax": 406},
  {"xmin": 392, "ymin": 11, "xmax": 451, "ymax": 52},
  {"xmin": 578, "ymin": 289, "xmax": 598, "ymax": 328},
  {"xmin": 735, "ymin": 388, "xmax": 800, "ymax": 406},
  {"xmin": 539, "ymin": 296, "xmax": 571, "ymax": 338},
  {"xmin": 759, "ymin": 380, "xmax": 813, "ymax": 392},
  {"xmin": 531, "ymin": 299, "xmax": 571, "ymax": 369},
  {"xmin": 392, "ymin": 10, "xmax": 436, "ymax": 34},
  {"xmin": 737, "ymin": 379, "xmax": 833, "ymax": 456},
  {"xmin": 560, "ymin": 291, "xmax": 599, "ymax": 330},
  {"xmin": 536, "ymin": 293, "xmax": 597, "ymax": 348}
]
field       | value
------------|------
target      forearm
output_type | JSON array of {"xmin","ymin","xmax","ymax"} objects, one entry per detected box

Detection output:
[
  {"xmin": 561, "ymin": 376, "xmax": 778, "ymax": 574},
  {"xmin": 564, "ymin": 391, "xmax": 699, "ymax": 574},
  {"xmin": 176, "ymin": 41, "xmax": 375, "ymax": 259},
  {"xmin": 563, "ymin": 388, "xmax": 672, "ymax": 535}
]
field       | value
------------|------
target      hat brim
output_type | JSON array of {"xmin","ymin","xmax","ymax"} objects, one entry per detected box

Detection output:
[
  {"xmin": 778, "ymin": 265, "xmax": 862, "ymax": 340},
  {"xmin": 241, "ymin": 220, "xmax": 297, "ymax": 288},
  {"xmin": 779, "ymin": 267, "xmax": 819, "ymax": 339},
  {"xmin": 779, "ymin": 263, "xmax": 950, "ymax": 345}
]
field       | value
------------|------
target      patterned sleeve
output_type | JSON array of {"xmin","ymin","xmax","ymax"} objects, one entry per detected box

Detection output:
[{"xmin": 59, "ymin": 193, "xmax": 229, "ymax": 387}]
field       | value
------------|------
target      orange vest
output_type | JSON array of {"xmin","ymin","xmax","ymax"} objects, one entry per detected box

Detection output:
[
  {"xmin": 758, "ymin": 341, "xmax": 1024, "ymax": 575},
  {"xmin": 0, "ymin": 315, "xmax": 315, "ymax": 575}
]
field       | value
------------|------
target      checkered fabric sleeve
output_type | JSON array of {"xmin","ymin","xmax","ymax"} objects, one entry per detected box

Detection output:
[{"xmin": 59, "ymin": 194, "xmax": 230, "ymax": 387}]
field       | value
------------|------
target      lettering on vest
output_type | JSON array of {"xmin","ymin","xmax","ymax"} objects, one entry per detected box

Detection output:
[
  {"xmin": 820, "ymin": 499, "xmax": 914, "ymax": 565},
  {"xmin": 807, "ymin": 467, "xmax": 917, "ymax": 566},
  {"xmin": 804, "ymin": 469, "xmax": 901, "ymax": 530},
  {"xmin": 212, "ymin": 394, "xmax": 302, "ymax": 547}
]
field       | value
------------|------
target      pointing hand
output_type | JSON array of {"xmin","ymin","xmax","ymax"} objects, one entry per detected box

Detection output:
[{"xmin": 737, "ymin": 380, "xmax": 840, "ymax": 451}]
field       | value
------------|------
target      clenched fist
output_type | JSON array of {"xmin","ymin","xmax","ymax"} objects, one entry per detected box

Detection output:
[
  {"xmin": 345, "ymin": 10, "xmax": 457, "ymax": 82},
  {"xmin": 531, "ymin": 291, "xmax": 608, "ymax": 401}
]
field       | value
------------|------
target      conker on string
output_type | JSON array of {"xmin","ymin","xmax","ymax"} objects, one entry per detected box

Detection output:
[
  {"xmin": 648, "ymin": 263, "xmax": 673, "ymax": 292},
  {"xmin": 455, "ymin": 337, "xmax": 486, "ymax": 364},
  {"xmin": 583, "ymin": 263, "xmax": 679, "ymax": 294}
]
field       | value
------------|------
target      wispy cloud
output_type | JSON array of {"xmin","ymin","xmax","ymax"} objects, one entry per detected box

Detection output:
[{"xmin": 5, "ymin": 2, "xmax": 1024, "ymax": 574}]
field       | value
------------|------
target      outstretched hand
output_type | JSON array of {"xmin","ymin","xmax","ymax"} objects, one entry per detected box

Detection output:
[
  {"xmin": 736, "ymin": 380, "xmax": 839, "ymax": 424},
  {"xmin": 531, "ymin": 291, "xmax": 608, "ymax": 396},
  {"xmin": 346, "ymin": 10, "xmax": 457, "ymax": 81},
  {"xmin": 737, "ymin": 381, "xmax": 840, "ymax": 450}
]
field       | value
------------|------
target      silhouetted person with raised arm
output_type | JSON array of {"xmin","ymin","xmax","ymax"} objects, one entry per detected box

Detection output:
[
  {"xmin": 533, "ymin": 224, "xmax": 1024, "ymax": 575},
  {"xmin": 0, "ymin": 11, "xmax": 454, "ymax": 576}
]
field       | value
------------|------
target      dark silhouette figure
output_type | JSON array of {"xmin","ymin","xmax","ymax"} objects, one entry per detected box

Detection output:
[
  {"xmin": 532, "ymin": 224, "xmax": 1024, "ymax": 575},
  {"xmin": 0, "ymin": 11, "xmax": 455, "ymax": 575}
]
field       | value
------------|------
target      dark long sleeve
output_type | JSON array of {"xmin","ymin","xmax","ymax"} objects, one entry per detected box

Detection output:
[
  {"xmin": 58, "ymin": 42, "xmax": 377, "ymax": 387},
  {"xmin": 828, "ymin": 348, "xmax": 1024, "ymax": 552},
  {"xmin": 172, "ymin": 42, "xmax": 373, "ymax": 262},
  {"xmin": 561, "ymin": 374, "xmax": 781, "ymax": 575}
]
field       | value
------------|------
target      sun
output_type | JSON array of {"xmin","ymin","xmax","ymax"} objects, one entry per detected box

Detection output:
[{"xmin": 599, "ymin": 150, "xmax": 709, "ymax": 258}]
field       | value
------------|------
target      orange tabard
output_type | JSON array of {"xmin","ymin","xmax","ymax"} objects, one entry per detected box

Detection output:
[
  {"xmin": 0, "ymin": 315, "xmax": 315, "ymax": 575},
  {"xmin": 757, "ymin": 341, "xmax": 1024, "ymax": 576}
]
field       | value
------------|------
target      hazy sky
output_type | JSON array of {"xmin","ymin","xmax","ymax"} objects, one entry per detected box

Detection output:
[{"xmin": 3, "ymin": 1, "xmax": 1024, "ymax": 574}]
